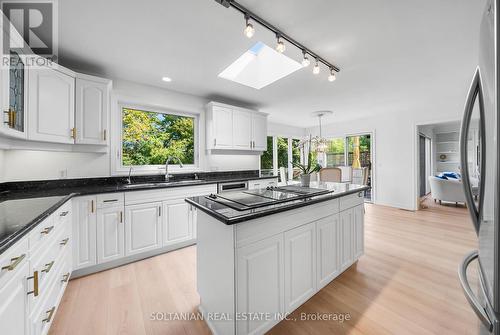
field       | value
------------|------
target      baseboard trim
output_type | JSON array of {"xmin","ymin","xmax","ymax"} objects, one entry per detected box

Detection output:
[{"xmin": 71, "ymin": 239, "xmax": 196, "ymax": 279}]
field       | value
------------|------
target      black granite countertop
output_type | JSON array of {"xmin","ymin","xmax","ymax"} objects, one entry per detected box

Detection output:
[
  {"xmin": 185, "ymin": 182, "xmax": 370, "ymax": 225},
  {"xmin": 0, "ymin": 170, "xmax": 276, "ymax": 255}
]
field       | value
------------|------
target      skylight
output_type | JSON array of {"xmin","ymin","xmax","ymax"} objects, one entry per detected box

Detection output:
[{"xmin": 218, "ymin": 42, "xmax": 302, "ymax": 90}]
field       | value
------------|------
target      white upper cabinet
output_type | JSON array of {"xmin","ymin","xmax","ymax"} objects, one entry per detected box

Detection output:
[
  {"xmin": 251, "ymin": 112, "xmax": 268, "ymax": 151},
  {"xmin": 232, "ymin": 109, "xmax": 252, "ymax": 150},
  {"xmin": 206, "ymin": 102, "xmax": 268, "ymax": 152},
  {"xmin": 75, "ymin": 74, "xmax": 111, "ymax": 145},
  {"xmin": 28, "ymin": 62, "xmax": 75, "ymax": 144}
]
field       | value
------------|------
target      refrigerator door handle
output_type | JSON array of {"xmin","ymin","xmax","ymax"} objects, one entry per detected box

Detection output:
[
  {"xmin": 460, "ymin": 67, "xmax": 486, "ymax": 235},
  {"xmin": 458, "ymin": 250, "xmax": 493, "ymax": 332}
]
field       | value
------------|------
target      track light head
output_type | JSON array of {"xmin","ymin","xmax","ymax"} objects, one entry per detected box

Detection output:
[
  {"xmin": 328, "ymin": 69, "xmax": 336, "ymax": 82},
  {"xmin": 275, "ymin": 34, "xmax": 285, "ymax": 53},
  {"xmin": 313, "ymin": 59, "xmax": 320, "ymax": 75},
  {"xmin": 243, "ymin": 14, "xmax": 254, "ymax": 38},
  {"xmin": 301, "ymin": 50, "xmax": 310, "ymax": 67}
]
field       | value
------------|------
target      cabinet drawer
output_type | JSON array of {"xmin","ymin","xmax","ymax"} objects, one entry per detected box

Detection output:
[
  {"xmin": 29, "ymin": 255, "xmax": 68, "ymax": 335},
  {"xmin": 54, "ymin": 201, "xmax": 72, "ymax": 226},
  {"xmin": 0, "ymin": 238, "xmax": 29, "ymax": 287},
  {"xmin": 339, "ymin": 192, "xmax": 364, "ymax": 211},
  {"xmin": 29, "ymin": 215, "xmax": 60, "ymax": 254},
  {"xmin": 97, "ymin": 193, "xmax": 124, "ymax": 209}
]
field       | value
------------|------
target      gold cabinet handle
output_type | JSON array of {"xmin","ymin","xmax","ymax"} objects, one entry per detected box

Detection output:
[
  {"xmin": 40, "ymin": 226, "xmax": 54, "ymax": 235},
  {"xmin": 27, "ymin": 270, "xmax": 39, "ymax": 296},
  {"xmin": 91, "ymin": 200, "xmax": 95, "ymax": 213},
  {"xmin": 61, "ymin": 272, "xmax": 70, "ymax": 283},
  {"xmin": 103, "ymin": 129, "xmax": 107, "ymax": 141},
  {"xmin": 1, "ymin": 254, "xmax": 26, "ymax": 271},
  {"xmin": 42, "ymin": 261, "xmax": 55, "ymax": 273},
  {"xmin": 42, "ymin": 306, "xmax": 56, "ymax": 323},
  {"xmin": 3, "ymin": 109, "xmax": 13, "ymax": 127},
  {"xmin": 59, "ymin": 211, "xmax": 69, "ymax": 217},
  {"xmin": 120, "ymin": 211, "xmax": 123, "ymax": 223},
  {"xmin": 60, "ymin": 238, "xmax": 69, "ymax": 246},
  {"xmin": 71, "ymin": 127, "xmax": 76, "ymax": 139}
]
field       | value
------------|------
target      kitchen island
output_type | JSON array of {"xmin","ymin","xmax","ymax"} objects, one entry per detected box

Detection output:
[{"xmin": 186, "ymin": 182, "xmax": 370, "ymax": 335}]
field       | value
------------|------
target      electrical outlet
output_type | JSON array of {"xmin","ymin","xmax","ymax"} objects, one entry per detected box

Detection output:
[{"xmin": 59, "ymin": 169, "xmax": 68, "ymax": 179}]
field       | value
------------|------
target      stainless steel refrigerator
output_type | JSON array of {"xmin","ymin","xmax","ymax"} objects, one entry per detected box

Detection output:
[{"xmin": 459, "ymin": 0, "xmax": 500, "ymax": 334}]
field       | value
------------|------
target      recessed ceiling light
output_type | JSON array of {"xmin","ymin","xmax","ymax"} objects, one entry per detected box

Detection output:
[{"xmin": 162, "ymin": 77, "xmax": 172, "ymax": 82}]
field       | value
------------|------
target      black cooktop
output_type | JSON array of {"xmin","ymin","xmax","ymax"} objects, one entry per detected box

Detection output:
[{"xmin": 207, "ymin": 186, "xmax": 330, "ymax": 211}]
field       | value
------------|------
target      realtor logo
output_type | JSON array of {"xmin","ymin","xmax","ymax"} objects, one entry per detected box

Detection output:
[{"xmin": 1, "ymin": 0, "xmax": 57, "ymax": 60}]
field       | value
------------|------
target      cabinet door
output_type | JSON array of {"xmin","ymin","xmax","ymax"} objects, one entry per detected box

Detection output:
[
  {"xmin": 125, "ymin": 203, "xmax": 162, "ymax": 256},
  {"xmin": 316, "ymin": 214, "xmax": 340, "ymax": 289},
  {"xmin": 28, "ymin": 66, "xmax": 75, "ymax": 143},
  {"xmin": 75, "ymin": 77, "xmax": 109, "ymax": 145},
  {"xmin": 339, "ymin": 208, "xmax": 354, "ymax": 270},
  {"xmin": 284, "ymin": 223, "xmax": 316, "ymax": 313},
  {"xmin": 236, "ymin": 235, "xmax": 284, "ymax": 335},
  {"xmin": 163, "ymin": 200, "xmax": 192, "ymax": 247},
  {"xmin": 212, "ymin": 106, "xmax": 233, "ymax": 149},
  {"xmin": 1, "ymin": 51, "xmax": 28, "ymax": 139},
  {"xmin": 353, "ymin": 204, "xmax": 365, "ymax": 259},
  {"xmin": 0, "ymin": 262, "xmax": 29, "ymax": 335},
  {"xmin": 97, "ymin": 206, "xmax": 124, "ymax": 264},
  {"xmin": 251, "ymin": 113, "xmax": 268, "ymax": 151},
  {"xmin": 232, "ymin": 109, "xmax": 252, "ymax": 150},
  {"xmin": 72, "ymin": 196, "xmax": 97, "ymax": 270}
]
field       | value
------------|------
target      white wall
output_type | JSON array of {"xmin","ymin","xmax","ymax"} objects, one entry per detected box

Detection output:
[
  {"xmin": 268, "ymin": 122, "xmax": 306, "ymax": 139},
  {"xmin": 1, "ymin": 79, "xmax": 261, "ymax": 182},
  {"xmin": 306, "ymin": 109, "xmax": 466, "ymax": 211},
  {"xmin": 0, "ymin": 150, "xmax": 4, "ymax": 182}
]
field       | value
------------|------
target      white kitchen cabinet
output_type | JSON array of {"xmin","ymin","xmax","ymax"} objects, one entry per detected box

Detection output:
[
  {"xmin": 284, "ymin": 222, "xmax": 316, "ymax": 313},
  {"xmin": 339, "ymin": 208, "xmax": 354, "ymax": 270},
  {"xmin": 96, "ymin": 206, "xmax": 124, "ymax": 264},
  {"xmin": 125, "ymin": 202, "xmax": 162, "ymax": 256},
  {"xmin": 209, "ymin": 105, "xmax": 233, "ymax": 149},
  {"xmin": 0, "ymin": 262, "xmax": 29, "ymax": 335},
  {"xmin": 251, "ymin": 113, "xmax": 268, "ymax": 151},
  {"xmin": 28, "ymin": 64, "xmax": 75, "ymax": 144},
  {"xmin": 353, "ymin": 204, "xmax": 365, "ymax": 259},
  {"xmin": 316, "ymin": 214, "xmax": 341, "ymax": 289},
  {"xmin": 163, "ymin": 199, "xmax": 193, "ymax": 247},
  {"xmin": 236, "ymin": 234, "xmax": 284, "ymax": 335},
  {"xmin": 75, "ymin": 74, "xmax": 111, "ymax": 145},
  {"xmin": 232, "ymin": 109, "xmax": 252, "ymax": 150},
  {"xmin": 206, "ymin": 102, "xmax": 268, "ymax": 152},
  {"xmin": 72, "ymin": 196, "xmax": 97, "ymax": 269}
]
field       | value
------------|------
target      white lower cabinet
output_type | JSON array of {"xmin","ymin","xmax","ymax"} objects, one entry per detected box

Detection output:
[
  {"xmin": 353, "ymin": 204, "xmax": 365, "ymax": 259},
  {"xmin": 316, "ymin": 214, "xmax": 340, "ymax": 289},
  {"xmin": 97, "ymin": 206, "xmax": 125, "ymax": 263},
  {"xmin": 236, "ymin": 234, "xmax": 284, "ymax": 335},
  {"xmin": 0, "ymin": 262, "xmax": 29, "ymax": 335},
  {"xmin": 125, "ymin": 202, "xmax": 162, "ymax": 256},
  {"xmin": 284, "ymin": 223, "xmax": 316, "ymax": 313},
  {"xmin": 339, "ymin": 208, "xmax": 354, "ymax": 270},
  {"xmin": 163, "ymin": 200, "xmax": 192, "ymax": 247},
  {"xmin": 72, "ymin": 196, "xmax": 97, "ymax": 270}
]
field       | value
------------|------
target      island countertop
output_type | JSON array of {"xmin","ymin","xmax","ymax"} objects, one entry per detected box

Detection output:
[{"xmin": 185, "ymin": 182, "xmax": 370, "ymax": 225}]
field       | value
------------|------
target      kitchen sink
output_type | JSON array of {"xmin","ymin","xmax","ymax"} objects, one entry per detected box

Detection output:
[{"xmin": 122, "ymin": 179, "xmax": 204, "ymax": 188}]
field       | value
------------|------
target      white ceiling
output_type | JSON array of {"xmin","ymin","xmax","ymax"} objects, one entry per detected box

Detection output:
[{"xmin": 58, "ymin": 0, "xmax": 486, "ymax": 127}]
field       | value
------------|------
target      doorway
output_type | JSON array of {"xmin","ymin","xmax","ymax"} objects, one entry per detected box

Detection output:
[
  {"xmin": 346, "ymin": 134, "xmax": 373, "ymax": 202},
  {"xmin": 418, "ymin": 134, "xmax": 432, "ymax": 197}
]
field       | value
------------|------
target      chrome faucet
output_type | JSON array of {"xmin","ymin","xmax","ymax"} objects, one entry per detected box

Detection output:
[
  {"xmin": 165, "ymin": 156, "xmax": 183, "ymax": 181},
  {"xmin": 127, "ymin": 166, "xmax": 133, "ymax": 184}
]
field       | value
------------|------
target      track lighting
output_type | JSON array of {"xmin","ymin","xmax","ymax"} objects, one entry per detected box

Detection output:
[
  {"xmin": 328, "ymin": 68, "xmax": 336, "ymax": 82},
  {"xmin": 275, "ymin": 34, "xmax": 285, "ymax": 53},
  {"xmin": 313, "ymin": 59, "xmax": 320, "ymax": 75},
  {"xmin": 243, "ymin": 14, "xmax": 254, "ymax": 38},
  {"xmin": 301, "ymin": 50, "xmax": 310, "ymax": 67}
]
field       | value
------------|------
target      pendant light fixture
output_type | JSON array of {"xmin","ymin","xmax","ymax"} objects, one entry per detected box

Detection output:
[{"xmin": 311, "ymin": 111, "xmax": 333, "ymax": 153}]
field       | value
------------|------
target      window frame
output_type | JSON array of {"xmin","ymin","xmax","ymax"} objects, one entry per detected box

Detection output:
[{"xmin": 112, "ymin": 102, "xmax": 200, "ymax": 175}]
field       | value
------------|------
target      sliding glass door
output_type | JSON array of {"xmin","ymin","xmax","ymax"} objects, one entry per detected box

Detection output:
[{"xmin": 346, "ymin": 134, "xmax": 372, "ymax": 201}]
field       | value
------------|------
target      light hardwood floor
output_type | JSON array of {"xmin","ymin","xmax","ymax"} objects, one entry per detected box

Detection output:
[{"xmin": 50, "ymin": 201, "xmax": 480, "ymax": 335}]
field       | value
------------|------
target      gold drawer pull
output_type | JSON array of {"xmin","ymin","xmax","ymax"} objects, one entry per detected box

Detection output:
[
  {"xmin": 1, "ymin": 254, "xmax": 26, "ymax": 271},
  {"xmin": 40, "ymin": 226, "xmax": 54, "ymax": 235},
  {"xmin": 42, "ymin": 306, "xmax": 56, "ymax": 323},
  {"xmin": 42, "ymin": 261, "xmax": 55, "ymax": 273},
  {"xmin": 61, "ymin": 272, "xmax": 70, "ymax": 283},
  {"xmin": 27, "ymin": 271, "xmax": 39, "ymax": 296},
  {"xmin": 60, "ymin": 238, "xmax": 69, "ymax": 246},
  {"xmin": 59, "ymin": 211, "xmax": 69, "ymax": 217}
]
